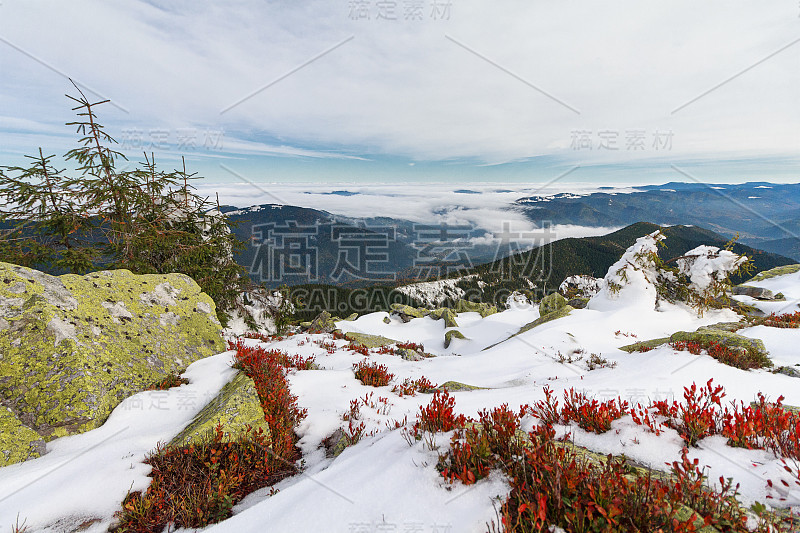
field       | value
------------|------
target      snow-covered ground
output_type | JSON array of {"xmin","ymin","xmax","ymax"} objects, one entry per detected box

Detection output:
[{"xmin": 2, "ymin": 268, "xmax": 800, "ymax": 531}]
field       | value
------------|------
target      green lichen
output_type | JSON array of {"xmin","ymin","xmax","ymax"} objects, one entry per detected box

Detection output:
[
  {"xmin": 454, "ymin": 299, "xmax": 497, "ymax": 317},
  {"xmin": 669, "ymin": 328, "xmax": 769, "ymax": 363},
  {"xmin": 343, "ymin": 331, "xmax": 399, "ymax": 348},
  {"xmin": 0, "ymin": 407, "xmax": 45, "ymax": 467},
  {"xmin": 433, "ymin": 381, "xmax": 484, "ymax": 392},
  {"xmin": 539, "ymin": 292, "xmax": 568, "ymax": 316},
  {"xmin": 429, "ymin": 308, "xmax": 459, "ymax": 328},
  {"xmin": 444, "ymin": 329, "xmax": 467, "ymax": 348},
  {"xmin": 747, "ymin": 264, "xmax": 800, "ymax": 283},
  {"xmin": 0, "ymin": 262, "xmax": 225, "ymax": 452},
  {"xmin": 389, "ymin": 304, "xmax": 428, "ymax": 319},
  {"xmin": 308, "ymin": 311, "xmax": 337, "ymax": 332},
  {"xmin": 619, "ymin": 338, "xmax": 671, "ymax": 353},
  {"xmin": 169, "ymin": 372, "xmax": 268, "ymax": 447}
]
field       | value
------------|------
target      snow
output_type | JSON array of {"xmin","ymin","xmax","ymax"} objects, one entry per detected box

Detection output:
[
  {"xmin": 676, "ymin": 245, "xmax": 747, "ymax": 291},
  {"xmin": 588, "ymin": 231, "xmax": 663, "ymax": 312},
  {"xmin": 0, "ymin": 352, "xmax": 238, "ymax": 533},
  {"xmin": 394, "ymin": 276, "xmax": 475, "ymax": 307},
  {"xmin": 4, "ymin": 245, "xmax": 800, "ymax": 531}
]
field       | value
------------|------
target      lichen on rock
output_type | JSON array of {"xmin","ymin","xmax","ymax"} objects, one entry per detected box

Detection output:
[
  {"xmin": 0, "ymin": 262, "xmax": 226, "ymax": 464},
  {"xmin": 429, "ymin": 307, "xmax": 459, "ymax": 328},
  {"xmin": 539, "ymin": 292, "xmax": 569, "ymax": 316},
  {"xmin": 747, "ymin": 264, "xmax": 800, "ymax": 283},
  {"xmin": 444, "ymin": 329, "xmax": 467, "ymax": 348},
  {"xmin": 170, "ymin": 372, "xmax": 268, "ymax": 447},
  {"xmin": 343, "ymin": 331, "xmax": 399, "ymax": 348},
  {"xmin": 0, "ymin": 407, "xmax": 46, "ymax": 467},
  {"xmin": 453, "ymin": 299, "xmax": 497, "ymax": 318}
]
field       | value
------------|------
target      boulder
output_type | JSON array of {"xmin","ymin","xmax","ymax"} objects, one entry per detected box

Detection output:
[
  {"xmin": 170, "ymin": 372, "xmax": 268, "ymax": 447},
  {"xmin": 669, "ymin": 328, "xmax": 769, "ymax": 362},
  {"xmin": 747, "ymin": 264, "xmax": 800, "ymax": 283},
  {"xmin": 322, "ymin": 428, "xmax": 349, "ymax": 458},
  {"xmin": 702, "ymin": 322, "xmax": 745, "ymax": 333},
  {"xmin": 396, "ymin": 348, "xmax": 426, "ymax": 361},
  {"xmin": 453, "ymin": 299, "xmax": 497, "ymax": 318},
  {"xmin": 429, "ymin": 308, "xmax": 459, "ymax": 328},
  {"xmin": 389, "ymin": 304, "xmax": 428, "ymax": 321},
  {"xmin": 0, "ymin": 262, "xmax": 225, "ymax": 453},
  {"xmin": 0, "ymin": 407, "xmax": 46, "ymax": 467},
  {"xmin": 731, "ymin": 285, "xmax": 779, "ymax": 300},
  {"xmin": 433, "ymin": 381, "xmax": 484, "ymax": 392},
  {"xmin": 343, "ymin": 331, "xmax": 398, "ymax": 348},
  {"xmin": 539, "ymin": 292, "xmax": 568, "ymax": 316},
  {"xmin": 618, "ymin": 338, "xmax": 671, "ymax": 353},
  {"xmin": 444, "ymin": 329, "xmax": 467, "ymax": 348},
  {"xmin": 567, "ymin": 297, "xmax": 590, "ymax": 309},
  {"xmin": 774, "ymin": 366, "xmax": 800, "ymax": 379},
  {"xmin": 308, "ymin": 311, "xmax": 337, "ymax": 333}
]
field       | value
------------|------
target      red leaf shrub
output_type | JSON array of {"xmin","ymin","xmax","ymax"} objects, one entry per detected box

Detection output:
[
  {"xmin": 412, "ymin": 390, "xmax": 467, "ymax": 436},
  {"xmin": 391, "ymin": 376, "xmax": 437, "ymax": 397},
  {"xmin": 114, "ymin": 425, "xmax": 299, "ymax": 532},
  {"xmin": 352, "ymin": 360, "xmax": 394, "ymax": 387},
  {"xmin": 648, "ymin": 379, "xmax": 725, "ymax": 447}
]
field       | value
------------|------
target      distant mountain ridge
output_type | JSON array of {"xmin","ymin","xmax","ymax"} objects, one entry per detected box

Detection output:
[
  {"xmin": 286, "ymin": 222, "xmax": 796, "ymax": 320},
  {"xmin": 515, "ymin": 181, "xmax": 800, "ymax": 260},
  {"xmin": 444, "ymin": 222, "xmax": 797, "ymax": 306}
]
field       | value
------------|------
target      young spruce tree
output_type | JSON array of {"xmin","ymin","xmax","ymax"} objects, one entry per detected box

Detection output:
[{"xmin": 0, "ymin": 82, "xmax": 256, "ymax": 327}]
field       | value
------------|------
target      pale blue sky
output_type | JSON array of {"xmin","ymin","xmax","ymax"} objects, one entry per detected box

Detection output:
[{"xmin": 1, "ymin": 0, "xmax": 798, "ymax": 185}]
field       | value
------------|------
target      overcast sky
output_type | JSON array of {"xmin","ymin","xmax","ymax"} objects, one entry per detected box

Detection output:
[{"xmin": 1, "ymin": 0, "xmax": 798, "ymax": 185}]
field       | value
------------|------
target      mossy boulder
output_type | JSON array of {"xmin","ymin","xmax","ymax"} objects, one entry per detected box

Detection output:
[
  {"xmin": 669, "ymin": 328, "xmax": 769, "ymax": 365},
  {"xmin": 618, "ymin": 338, "xmax": 671, "ymax": 353},
  {"xmin": 453, "ymin": 299, "xmax": 497, "ymax": 317},
  {"xmin": 170, "ymin": 372, "xmax": 267, "ymax": 447},
  {"xmin": 308, "ymin": 311, "xmax": 337, "ymax": 333},
  {"xmin": 343, "ymin": 331, "xmax": 398, "ymax": 348},
  {"xmin": 0, "ymin": 262, "xmax": 225, "ymax": 456},
  {"xmin": 539, "ymin": 292, "xmax": 568, "ymax": 316},
  {"xmin": 702, "ymin": 322, "xmax": 745, "ymax": 333},
  {"xmin": 444, "ymin": 329, "xmax": 467, "ymax": 348},
  {"xmin": 433, "ymin": 381, "xmax": 484, "ymax": 392},
  {"xmin": 747, "ymin": 264, "xmax": 800, "ymax": 283},
  {"xmin": 520, "ymin": 305, "xmax": 574, "ymax": 335},
  {"xmin": 0, "ymin": 407, "xmax": 46, "ymax": 467},
  {"xmin": 429, "ymin": 307, "xmax": 458, "ymax": 328},
  {"xmin": 343, "ymin": 313, "xmax": 359, "ymax": 321},
  {"xmin": 389, "ymin": 304, "xmax": 428, "ymax": 322}
]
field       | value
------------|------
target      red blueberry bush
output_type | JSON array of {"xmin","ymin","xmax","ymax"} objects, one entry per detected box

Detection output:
[
  {"xmin": 420, "ymin": 391, "xmax": 790, "ymax": 532},
  {"xmin": 391, "ymin": 376, "xmax": 437, "ymax": 397},
  {"xmin": 412, "ymin": 390, "xmax": 467, "ymax": 437},
  {"xmin": 115, "ymin": 339, "xmax": 307, "ymax": 532},
  {"xmin": 352, "ymin": 360, "xmax": 394, "ymax": 387}
]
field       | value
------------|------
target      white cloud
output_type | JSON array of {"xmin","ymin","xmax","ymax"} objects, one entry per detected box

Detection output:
[{"xmin": 0, "ymin": 0, "xmax": 798, "ymax": 168}]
